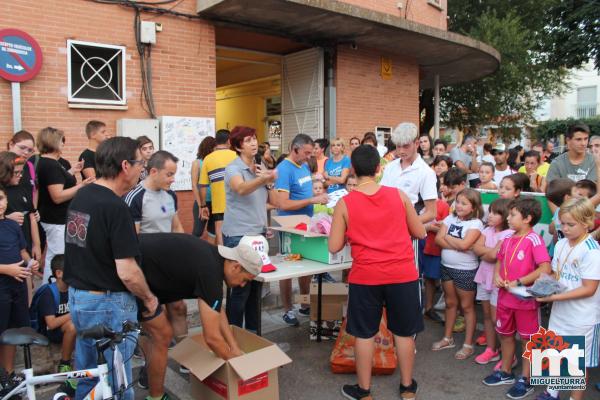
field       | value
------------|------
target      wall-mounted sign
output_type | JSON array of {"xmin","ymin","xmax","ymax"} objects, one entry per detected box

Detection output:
[
  {"xmin": 381, "ymin": 56, "xmax": 392, "ymax": 80},
  {"xmin": 0, "ymin": 29, "xmax": 43, "ymax": 82}
]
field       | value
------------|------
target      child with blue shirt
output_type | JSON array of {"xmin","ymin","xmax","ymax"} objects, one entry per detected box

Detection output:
[{"xmin": 0, "ymin": 186, "xmax": 39, "ymax": 388}]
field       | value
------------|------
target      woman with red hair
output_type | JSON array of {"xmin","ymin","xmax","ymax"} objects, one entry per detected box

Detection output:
[{"xmin": 222, "ymin": 126, "xmax": 278, "ymax": 332}]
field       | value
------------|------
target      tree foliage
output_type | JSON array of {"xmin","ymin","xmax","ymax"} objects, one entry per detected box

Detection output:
[
  {"xmin": 533, "ymin": 117, "xmax": 600, "ymax": 142},
  {"xmin": 542, "ymin": 0, "xmax": 600, "ymax": 70},
  {"xmin": 420, "ymin": 0, "xmax": 595, "ymax": 136}
]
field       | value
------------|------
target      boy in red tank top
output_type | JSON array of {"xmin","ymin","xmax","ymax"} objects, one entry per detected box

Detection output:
[{"xmin": 329, "ymin": 145, "xmax": 427, "ymax": 400}]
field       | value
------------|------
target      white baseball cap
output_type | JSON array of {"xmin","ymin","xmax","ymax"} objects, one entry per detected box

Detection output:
[
  {"xmin": 238, "ymin": 235, "xmax": 277, "ymax": 273},
  {"xmin": 217, "ymin": 243, "xmax": 262, "ymax": 276}
]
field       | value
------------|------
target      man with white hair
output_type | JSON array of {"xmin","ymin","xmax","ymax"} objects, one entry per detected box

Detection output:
[{"xmin": 380, "ymin": 122, "xmax": 437, "ymax": 224}]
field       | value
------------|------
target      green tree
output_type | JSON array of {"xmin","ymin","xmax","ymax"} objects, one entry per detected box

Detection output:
[
  {"xmin": 420, "ymin": 0, "xmax": 580, "ymax": 136},
  {"xmin": 543, "ymin": 0, "xmax": 600, "ymax": 70},
  {"xmin": 533, "ymin": 117, "xmax": 600, "ymax": 142}
]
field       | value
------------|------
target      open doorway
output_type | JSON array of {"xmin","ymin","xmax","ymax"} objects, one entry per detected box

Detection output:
[
  {"xmin": 215, "ymin": 27, "xmax": 323, "ymax": 155},
  {"xmin": 216, "ymin": 46, "xmax": 282, "ymax": 150}
]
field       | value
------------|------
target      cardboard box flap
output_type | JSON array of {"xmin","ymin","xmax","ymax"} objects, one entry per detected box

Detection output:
[
  {"xmin": 169, "ymin": 335, "xmax": 225, "ymax": 381},
  {"xmin": 271, "ymin": 215, "xmax": 326, "ymax": 237},
  {"xmin": 271, "ymin": 215, "xmax": 310, "ymax": 227},
  {"xmin": 228, "ymin": 344, "xmax": 292, "ymax": 381}
]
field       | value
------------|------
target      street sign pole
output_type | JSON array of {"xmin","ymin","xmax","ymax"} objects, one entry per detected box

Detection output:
[
  {"xmin": 11, "ymin": 82, "xmax": 21, "ymax": 132},
  {"xmin": 0, "ymin": 28, "xmax": 43, "ymax": 133}
]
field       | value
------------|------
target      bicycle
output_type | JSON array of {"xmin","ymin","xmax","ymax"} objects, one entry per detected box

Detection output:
[{"xmin": 0, "ymin": 320, "xmax": 140, "ymax": 400}]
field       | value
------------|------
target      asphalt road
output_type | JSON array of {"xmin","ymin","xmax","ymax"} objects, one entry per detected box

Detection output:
[{"xmin": 139, "ymin": 318, "xmax": 600, "ymax": 400}]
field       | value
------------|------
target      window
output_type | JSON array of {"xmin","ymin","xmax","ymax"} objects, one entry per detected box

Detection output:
[
  {"xmin": 576, "ymin": 86, "xmax": 597, "ymax": 118},
  {"xmin": 67, "ymin": 40, "xmax": 126, "ymax": 105}
]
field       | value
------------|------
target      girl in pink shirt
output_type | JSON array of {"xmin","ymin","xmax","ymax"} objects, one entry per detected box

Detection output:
[{"xmin": 472, "ymin": 198, "xmax": 513, "ymax": 365}]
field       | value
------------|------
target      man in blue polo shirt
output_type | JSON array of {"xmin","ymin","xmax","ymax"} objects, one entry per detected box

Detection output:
[{"xmin": 275, "ymin": 133, "xmax": 329, "ymax": 325}]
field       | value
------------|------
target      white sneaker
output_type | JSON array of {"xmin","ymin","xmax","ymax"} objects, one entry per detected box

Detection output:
[
  {"xmin": 433, "ymin": 296, "xmax": 446, "ymax": 311},
  {"xmin": 179, "ymin": 365, "xmax": 190, "ymax": 374}
]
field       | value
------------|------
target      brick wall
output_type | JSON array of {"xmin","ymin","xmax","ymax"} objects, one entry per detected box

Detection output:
[
  {"xmin": 0, "ymin": 0, "xmax": 214, "ymax": 232},
  {"xmin": 340, "ymin": 0, "xmax": 447, "ymax": 30},
  {"xmin": 335, "ymin": 46, "xmax": 419, "ymax": 142}
]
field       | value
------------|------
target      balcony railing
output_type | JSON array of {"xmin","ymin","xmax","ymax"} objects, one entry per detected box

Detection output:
[{"xmin": 575, "ymin": 102, "xmax": 599, "ymax": 119}]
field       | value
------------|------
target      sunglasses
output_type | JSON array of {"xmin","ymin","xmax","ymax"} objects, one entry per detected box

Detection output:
[{"xmin": 127, "ymin": 159, "xmax": 145, "ymax": 166}]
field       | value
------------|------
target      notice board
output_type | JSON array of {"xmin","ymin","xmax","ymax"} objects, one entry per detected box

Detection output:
[{"xmin": 159, "ymin": 116, "xmax": 215, "ymax": 191}]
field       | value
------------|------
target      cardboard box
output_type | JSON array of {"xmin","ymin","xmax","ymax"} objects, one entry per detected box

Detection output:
[
  {"xmin": 170, "ymin": 326, "xmax": 292, "ymax": 400},
  {"xmin": 271, "ymin": 215, "xmax": 352, "ymax": 264},
  {"xmin": 295, "ymin": 283, "xmax": 348, "ymax": 321},
  {"xmin": 296, "ymin": 283, "xmax": 348, "ymax": 341}
]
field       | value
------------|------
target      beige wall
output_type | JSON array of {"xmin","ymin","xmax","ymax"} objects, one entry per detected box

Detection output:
[{"xmin": 340, "ymin": 0, "xmax": 447, "ymax": 30}]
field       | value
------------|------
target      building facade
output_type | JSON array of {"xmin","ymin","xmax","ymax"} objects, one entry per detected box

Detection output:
[
  {"xmin": 537, "ymin": 62, "xmax": 600, "ymax": 121},
  {"xmin": 0, "ymin": 0, "xmax": 499, "ymax": 231}
]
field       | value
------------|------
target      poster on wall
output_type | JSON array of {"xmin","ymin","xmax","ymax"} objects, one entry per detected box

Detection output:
[
  {"xmin": 159, "ymin": 116, "xmax": 215, "ymax": 191},
  {"xmin": 268, "ymin": 120, "xmax": 282, "ymax": 151}
]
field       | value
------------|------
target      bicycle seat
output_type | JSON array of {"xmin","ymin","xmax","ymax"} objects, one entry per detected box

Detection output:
[{"xmin": 0, "ymin": 327, "xmax": 49, "ymax": 346}]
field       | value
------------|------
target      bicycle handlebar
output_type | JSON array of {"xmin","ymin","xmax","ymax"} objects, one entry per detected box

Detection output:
[{"xmin": 79, "ymin": 320, "xmax": 140, "ymax": 340}]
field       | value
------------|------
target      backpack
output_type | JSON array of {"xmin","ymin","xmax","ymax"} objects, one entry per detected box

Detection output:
[{"xmin": 29, "ymin": 283, "xmax": 59, "ymax": 333}]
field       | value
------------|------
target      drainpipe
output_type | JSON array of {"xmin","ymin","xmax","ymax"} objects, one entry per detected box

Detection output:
[
  {"xmin": 325, "ymin": 47, "xmax": 336, "ymax": 141},
  {"xmin": 434, "ymin": 74, "xmax": 440, "ymax": 139}
]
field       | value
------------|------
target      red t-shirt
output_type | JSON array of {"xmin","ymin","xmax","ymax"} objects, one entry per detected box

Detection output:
[
  {"xmin": 343, "ymin": 186, "xmax": 417, "ymax": 285},
  {"xmin": 423, "ymin": 199, "xmax": 450, "ymax": 256}
]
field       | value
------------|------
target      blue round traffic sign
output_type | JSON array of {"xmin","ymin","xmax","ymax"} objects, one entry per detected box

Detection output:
[{"xmin": 0, "ymin": 29, "xmax": 43, "ymax": 82}]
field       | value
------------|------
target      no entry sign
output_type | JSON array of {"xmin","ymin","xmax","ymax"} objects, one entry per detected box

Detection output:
[{"xmin": 0, "ymin": 29, "xmax": 43, "ymax": 82}]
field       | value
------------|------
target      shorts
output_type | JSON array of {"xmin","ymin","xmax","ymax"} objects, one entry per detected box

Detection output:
[
  {"xmin": 547, "ymin": 323, "xmax": 600, "ymax": 368},
  {"xmin": 421, "ymin": 254, "xmax": 441, "ymax": 280},
  {"xmin": 440, "ymin": 266, "xmax": 477, "ymax": 291},
  {"xmin": 205, "ymin": 202, "xmax": 215, "ymax": 235},
  {"xmin": 490, "ymin": 287, "xmax": 499, "ymax": 307},
  {"xmin": 0, "ymin": 280, "xmax": 30, "ymax": 334},
  {"xmin": 476, "ymin": 283, "xmax": 493, "ymax": 301},
  {"xmin": 136, "ymin": 298, "xmax": 164, "ymax": 322},
  {"xmin": 208, "ymin": 211, "xmax": 223, "ymax": 236},
  {"xmin": 347, "ymin": 281, "xmax": 424, "ymax": 339},
  {"xmin": 46, "ymin": 328, "xmax": 64, "ymax": 344},
  {"xmin": 495, "ymin": 304, "xmax": 540, "ymax": 339}
]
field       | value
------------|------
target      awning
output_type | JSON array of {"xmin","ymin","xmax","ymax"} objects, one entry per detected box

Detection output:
[{"xmin": 197, "ymin": 0, "xmax": 500, "ymax": 89}]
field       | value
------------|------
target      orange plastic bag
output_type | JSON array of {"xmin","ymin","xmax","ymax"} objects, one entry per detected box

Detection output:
[{"xmin": 329, "ymin": 310, "xmax": 397, "ymax": 375}]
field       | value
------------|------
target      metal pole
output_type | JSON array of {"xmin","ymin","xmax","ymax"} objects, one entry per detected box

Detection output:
[
  {"xmin": 434, "ymin": 74, "xmax": 440, "ymax": 139},
  {"xmin": 11, "ymin": 82, "xmax": 22, "ymax": 132}
]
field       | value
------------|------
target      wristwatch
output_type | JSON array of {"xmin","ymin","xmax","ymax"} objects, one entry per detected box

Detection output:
[
  {"xmin": 516, "ymin": 279, "xmax": 523, "ymax": 287},
  {"xmin": 200, "ymin": 204, "xmax": 207, "ymax": 208}
]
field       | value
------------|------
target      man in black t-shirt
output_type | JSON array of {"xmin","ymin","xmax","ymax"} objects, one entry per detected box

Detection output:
[
  {"xmin": 137, "ymin": 233, "xmax": 262, "ymax": 400},
  {"xmin": 64, "ymin": 137, "xmax": 157, "ymax": 400},
  {"xmin": 78, "ymin": 120, "xmax": 108, "ymax": 180}
]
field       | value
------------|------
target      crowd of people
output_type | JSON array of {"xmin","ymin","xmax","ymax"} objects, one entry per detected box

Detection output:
[{"xmin": 0, "ymin": 119, "xmax": 599, "ymax": 400}]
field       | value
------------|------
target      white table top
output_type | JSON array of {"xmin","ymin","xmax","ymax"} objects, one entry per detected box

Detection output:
[{"xmin": 255, "ymin": 255, "xmax": 352, "ymax": 283}]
